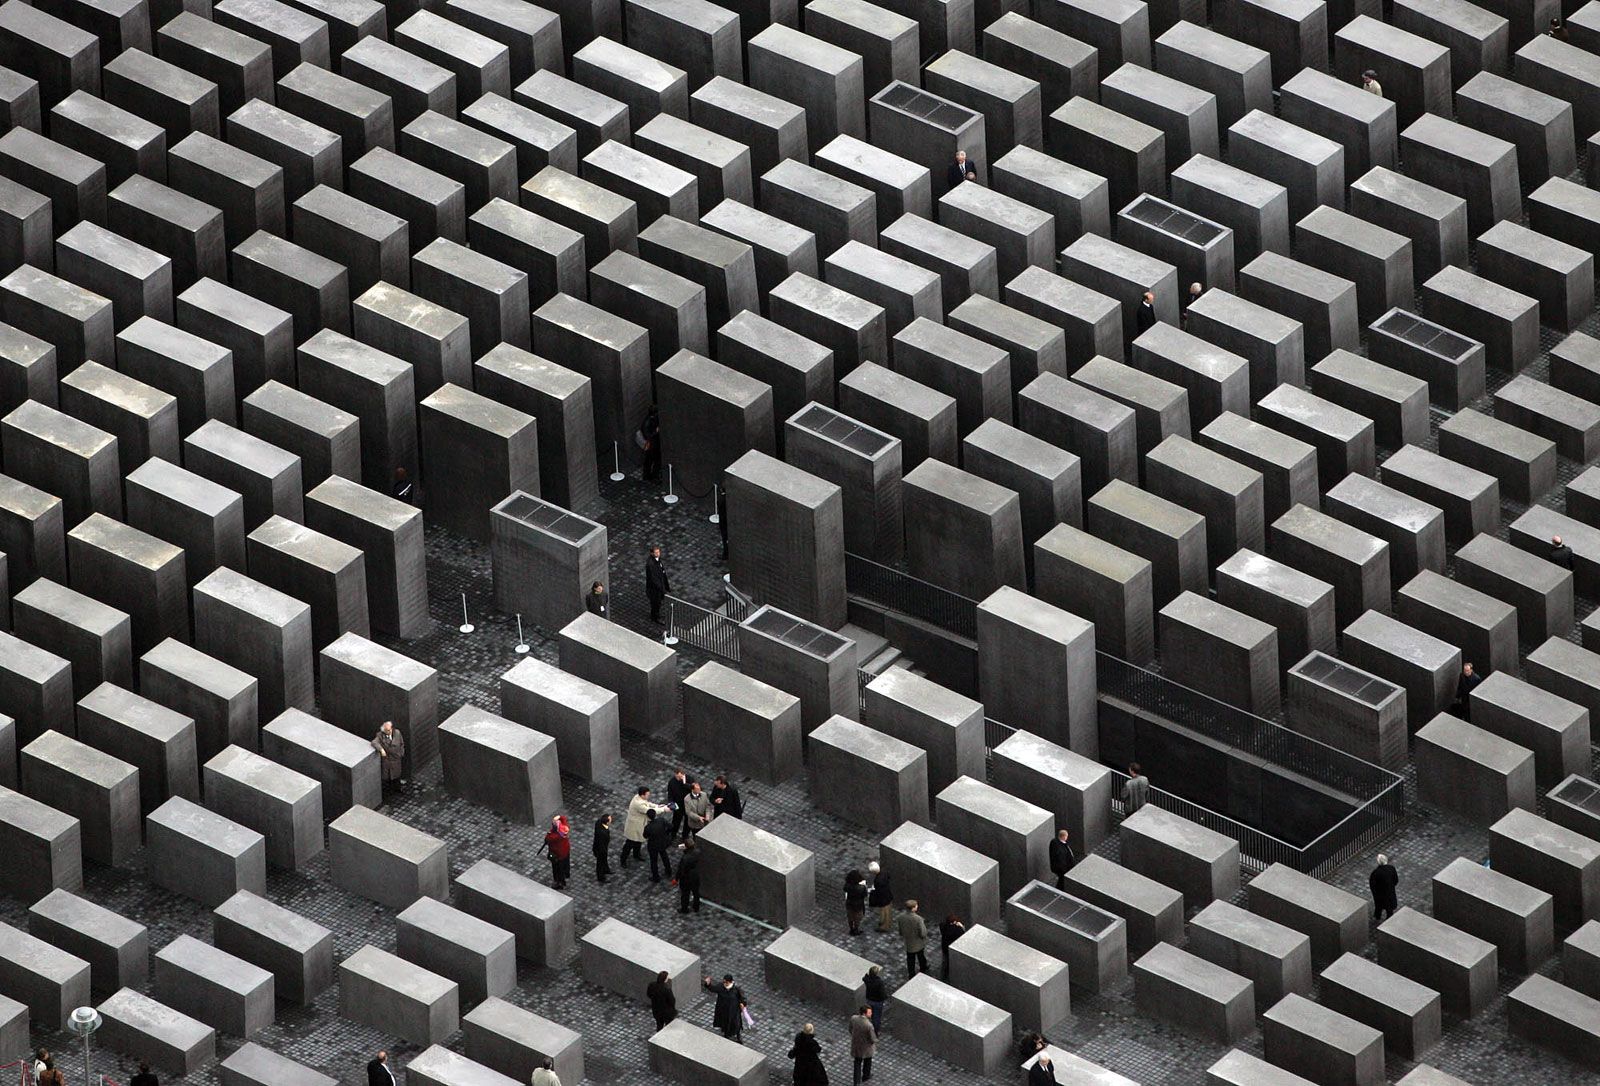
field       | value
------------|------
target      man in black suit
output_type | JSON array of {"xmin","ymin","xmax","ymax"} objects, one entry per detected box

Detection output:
[
  {"xmin": 947, "ymin": 149, "xmax": 977, "ymax": 188},
  {"xmin": 1136, "ymin": 291, "xmax": 1158, "ymax": 334},
  {"xmin": 368, "ymin": 1051, "xmax": 395, "ymax": 1086}
]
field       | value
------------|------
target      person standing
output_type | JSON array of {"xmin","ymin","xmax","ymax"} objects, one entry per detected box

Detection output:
[
  {"xmin": 640, "ymin": 405, "xmax": 662, "ymax": 482},
  {"xmin": 645, "ymin": 545, "xmax": 670, "ymax": 624},
  {"xmin": 35, "ymin": 1057, "xmax": 63, "ymax": 1086},
  {"xmin": 391, "ymin": 467, "xmax": 413, "ymax": 503},
  {"xmin": 947, "ymin": 149, "xmax": 978, "ymax": 188},
  {"xmin": 593, "ymin": 813, "xmax": 613, "ymax": 882},
  {"xmin": 1049, "ymin": 828, "xmax": 1078, "ymax": 888},
  {"xmin": 704, "ymin": 974, "xmax": 747, "ymax": 1040},
  {"xmin": 710, "ymin": 774, "xmax": 743, "ymax": 818},
  {"xmin": 1370, "ymin": 853, "xmax": 1399, "ymax": 921},
  {"xmin": 667, "ymin": 768, "xmax": 695, "ymax": 838},
  {"xmin": 717, "ymin": 482, "xmax": 729, "ymax": 560},
  {"xmin": 844, "ymin": 870, "xmax": 868, "ymax": 935},
  {"xmin": 863, "ymin": 965, "xmax": 887, "ymax": 1032},
  {"xmin": 367, "ymin": 1051, "xmax": 395, "ymax": 1086},
  {"xmin": 789, "ymin": 1023, "xmax": 828, "ymax": 1086},
  {"xmin": 939, "ymin": 913, "xmax": 965, "ymax": 980},
  {"xmin": 1550, "ymin": 535, "xmax": 1574, "ymax": 570},
  {"xmin": 372, "ymin": 721, "xmax": 406, "ymax": 796},
  {"xmin": 868, "ymin": 862, "xmax": 894, "ymax": 931},
  {"xmin": 1456, "ymin": 662, "xmax": 1483, "ymax": 720},
  {"xmin": 850, "ymin": 1006, "xmax": 876, "ymax": 1084},
  {"xmin": 897, "ymin": 900, "xmax": 928, "ymax": 978},
  {"xmin": 647, "ymin": 971, "xmax": 677, "ymax": 1032},
  {"xmin": 1182, "ymin": 282, "xmax": 1202, "ymax": 323},
  {"xmin": 682, "ymin": 780, "xmax": 711, "ymax": 836},
  {"xmin": 645, "ymin": 807, "xmax": 675, "ymax": 882},
  {"xmin": 585, "ymin": 581, "xmax": 608, "ymax": 617},
  {"xmin": 130, "ymin": 1062, "xmax": 159, "ymax": 1086},
  {"xmin": 530, "ymin": 1058, "xmax": 561, "ymax": 1086},
  {"xmin": 1029, "ymin": 1049, "xmax": 1058, "ymax": 1085},
  {"xmin": 622, "ymin": 786, "xmax": 652, "ymax": 866},
  {"xmin": 542, "ymin": 814, "xmax": 571, "ymax": 890},
  {"xmin": 677, "ymin": 839, "xmax": 703, "ymax": 913},
  {"xmin": 1361, "ymin": 69, "xmax": 1383, "ymax": 96},
  {"xmin": 1136, "ymin": 291, "xmax": 1157, "ymax": 335},
  {"xmin": 1124, "ymin": 764, "xmax": 1149, "ymax": 815}
]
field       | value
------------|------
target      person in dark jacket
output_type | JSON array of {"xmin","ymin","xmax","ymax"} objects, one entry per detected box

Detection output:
[
  {"xmin": 1028, "ymin": 1049, "xmax": 1058, "ymax": 1085},
  {"xmin": 1049, "ymin": 828, "xmax": 1077, "ymax": 888},
  {"xmin": 862, "ymin": 965, "xmax": 887, "ymax": 1033},
  {"xmin": 710, "ymin": 774, "xmax": 743, "ymax": 818},
  {"xmin": 1455, "ymin": 662, "xmax": 1483, "ymax": 720},
  {"xmin": 640, "ymin": 404, "xmax": 661, "ymax": 481},
  {"xmin": 645, "ymin": 545, "xmax": 670, "ymax": 623},
  {"xmin": 867, "ymin": 862, "xmax": 894, "ymax": 931},
  {"xmin": 593, "ymin": 813, "xmax": 613, "ymax": 882},
  {"xmin": 130, "ymin": 1063, "xmax": 159, "ymax": 1086},
  {"xmin": 667, "ymin": 768, "xmax": 695, "ymax": 838},
  {"xmin": 391, "ymin": 467, "xmax": 413, "ymax": 503},
  {"xmin": 1550, "ymin": 535, "xmax": 1574, "ymax": 570},
  {"xmin": 947, "ymin": 149, "xmax": 977, "ymax": 188},
  {"xmin": 703, "ymin": 974, "xmax": 747, "ymax": 1040},
  {"xmin": 644, "ymin": 808, "xmax": 675, "ymax": 882},
  {"xmin": 789, "ymin": 1023, "xmax": 829, "ymax": 1085},
  {"xmin": 1135, "ymin": 291, "xmax": 1157, "ymax": 335},
  {"xmin": 585, "ymin": 581, "xmax": 608, "ymax": 617},
  {"xmin": 647, "ymin": 971, "xmax": 677, "ymax": 1031},
  {"xmin": 850, "ymin": 1007, "xmax": 876, "ymax": 1084},
  {"xmin": 677, "ymin": 839, "xmax": 703, "ymax": 913},
  {"xmin": 542, "ymin": 814, "xmax": 571, "ymax": 890},
  {"xmin": 939, "ymin": 913, "xmax": 965, "ymax": 979},
  {"xmin": 367, "ymin": 1052, "xmax": 395, "ymax": 1086},
  {"xmin": 372, "ymin": 721, "xmax": 406, "ymax": 795},
  {"xmin": 1370, "ymin": 853, "xmax": 1399, "ymax": 921},
  {"xmin": 844, "ymin": 869, "xmax": 868, "ymax": 935}
]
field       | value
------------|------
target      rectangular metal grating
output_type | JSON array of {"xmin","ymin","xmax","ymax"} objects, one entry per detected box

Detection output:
[
  {"xmin": 1553, "ymin": 775, "xmax": 1600, "ymax": 815},
  {"xmin": 745, "ymin": 607, "xmax": 849, "ymax": 658},
  {"xmin": 1296, "ymin": 652, "xmax": 1393, "ymax": 708},
  {"xmin": 1014, "ymin": 883, "xmax": 1119, "ymax": 935},
  {"xmin": 876, "ymin": 82, "xmax": 973, "ymax": 132},
  {"xmin": 793, "ymin": 403, "xmax": 894, "ymax": 457},
  {"xmin": 499, "ymin": 493, "xmax": 597, "ymax": 544},
  {"xmin": 1373, "ymin": 310, "xmax": 1475, "ymax": 360},
  {"xmin": 1124, "ymin": 194, "xmax": 1224, "ymax": 245}
]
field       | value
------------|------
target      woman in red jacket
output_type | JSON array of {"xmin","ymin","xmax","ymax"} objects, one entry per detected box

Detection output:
[{"xmin": 544, "ymin": 814, "xmax": 572, "ymax": 889}]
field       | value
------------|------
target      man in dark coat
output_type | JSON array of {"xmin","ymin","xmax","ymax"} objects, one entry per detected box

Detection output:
[
  {"xmin": 704, "ymin": 974, "xmax": 746, "ymax": 1040},
  {"xmin": 1551, "ymin": 535, "xmax": 1574, "ymax": 569},
  {"xmin": 372, "ymin": 721, "xmax": 405, "ymax": 795},
  {"xmin": 1049, "ymin": 828, "xmax": 1077, "ymax": 888},
  {"xmin": 644, "ymin": 807, "xmax": 675, "ymax": 882},
  {"xmin": 667, "ymin": 768, "xmax": 695, "ymax": 838},
  {"xmin": 593, "ymin": 814, "xmax": 613, "ymax": 882},
  {"xmin": 788, "ymin": 1023, "xmax": 828, "ymax": 1086},
  {"xmin": 850, "ymin": 1006, "xmax": 876, "ymax": 1084},
  {"xmin": 640, "ymin": 405, "xmax": 661, "ymax": 481},
  {"xmin": 585, "ymin": 581, "xmax": 608, "ymax": 617},
  {"xmin": 1136, "ymin": 291, "xmax": 1157, "ymax": 334},
  {"xmin": 1456, "ymin": 662, "xmax": 1483, "ymax": 720},
  {"xmin": 711, "ymin": 774, "xmax": 743, "ymax": 819},
  {"xmin": 367, "ymin": 1051, "xmax": 395, "ymax": 1086},
  {"xmin": 947, "ymin": 149, "xmax": 977, "ymax": 188},
  {"xmin": 1028, "ymin": 1050, "xmax": 1058, "ymax": 1085},
  {"xmin": 645, "ymin": 545, "xmax": 670, "ymax": 623},
  {"xmin": 677, "ymin": 839, "xmax": 703, "ymax": 913},
  {"xmin": 1370, "ymin": 853, "xmax": 1399, "ymax": 920},
  {"xmin": 646, "ymin": 971, "xmax": 677, "ymax": 1031}
]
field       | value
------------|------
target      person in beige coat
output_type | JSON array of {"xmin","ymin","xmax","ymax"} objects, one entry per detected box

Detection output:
[
  {"xmin": 621, "ymin": 786, "xmax": 653, "ymax": 865},
  {"xmin": 681, "ymin": 781, "xmax": 712, "ymax": 836}
]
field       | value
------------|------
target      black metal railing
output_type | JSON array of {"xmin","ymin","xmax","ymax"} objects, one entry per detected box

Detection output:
[
  {"xmin": 844, "ymin": 552, "xmax": 978, "ymax": 639},
  {"xmin": 665, "ymin": 596, "xmax": 740, "ymax": 662}
]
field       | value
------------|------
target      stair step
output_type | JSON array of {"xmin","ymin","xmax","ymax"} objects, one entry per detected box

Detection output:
[
  {"xmin": 838, "ymin": 623, "xmax": 889, "ymax": 663},
  {"xmin": 860, "ymin": 646, "xmax": 903, "ymax": 676}
]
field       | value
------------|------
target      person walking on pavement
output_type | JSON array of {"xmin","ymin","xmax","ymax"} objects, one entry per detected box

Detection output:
[
  {"xmin": 1124, "ymin": 764, "xmax": 1150, "ymax": 814},
  {"xmin": 391, "ymin": 467, "xmax": 413, "ymax": 503},
  {"xmin": 868, "ymin": 862, "xmax": 894, "ymax": 931},
  {"xmin": 647, "ymin": 971, "xmax": 677, "ymax": 1032},
  {"xmin": 645, "ymin": 807, "xmax": 675, "ymax": 882},
  {"xmin": 703, "ymin": 974, "xmax": 747, "ymax": 1040},
  {"xmin": 1361, "ymin": 69, "xmax": 1383, "ymax": 96},
  {"xmin": 585, "ymin": 581, "xmax": 609, "ymax": 617},
  {"xmin": 372, "ymin": 721, "xmax": 406, "ymax": 796},
  {"xmin": 863, "ymin": 965, "xmax": 887, "ymax": 1033},
  {"xmin": 1136, "ymin": 291, "xmax": 1157, "ymax": 334},
  {"xmin": 1456, "ymin": 662, "xmax": 1483, "ymax": 720},
  {"xmin": 850, "ymin": 1006, "xmax": 876, "ymax": 1084},
  {"xmin": 898, "ymin": 899, "xmax": 928, "ymax": 978},
  {"xmin": 593, "ymin": 813, "xmax": 613, "ymax": 882},
  {"xmin": 645, "ymin": 545, "xmax": 671, "ymax": 624},
  {"xmin": 844, "ymin": 869, "xmax": 868, "ymax": 935},
  {"xmin": 1370, "ymin": 853, "xmax": 1399, "ymax": 921},
  {"xmin": 130, "ymin": 1062, "xmax": 160, "ymax": 1086},
  {"xmin": 542, "ymin": 814, "xmax": 571, "ymax": 889},
  {"xmin": 939, "ymin": 913, "xmax": 965, "ymax": 980},
  {"xmin": 682, "ymin": 780, "xmax": 712, "ymax": 836},
  {"xmin": 677, "ymin": 838, "xmax": 703, "ymax": 913},
  {"xmin": 1550, "ymin": 535, "xmax": 1574, "ymax": 569},
  {"xmin": 367, "ymin": 1051, "xmax": 395, "ymax": 1086},
  {"xmin": 789, "ymin": 1022, "xmax": 829, "ymax": 1086},
  {"xmin": 1029, "ymin": 1048, "xmax": 1058, "ymax": 1085},
  {"xmin": 1049, "ymin": 828, "xmax": 1078, "ymax": 888},
  {"xmin": 530, "ymin": 1058, "xmax": 561, "ymax": 1086},
  {"xmin": 667, "ymin": 768, "xmax": 695, "ymax": 838},
  {"xmin": 710, "ymin": 774, "xmax": 743, "ymax": 818},
  {"xmin": 622, "ymin": 786, "xmax": 652, "ymax": 866}
]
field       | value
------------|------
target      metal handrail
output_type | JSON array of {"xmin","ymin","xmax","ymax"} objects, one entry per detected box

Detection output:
[
  {"xmin": 664, "ymin": 596, "xmax": 740, "ymax": 662},
  {"xmin": 844, "ymin": 552, "xmax": 978, "ymax": 639}
]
